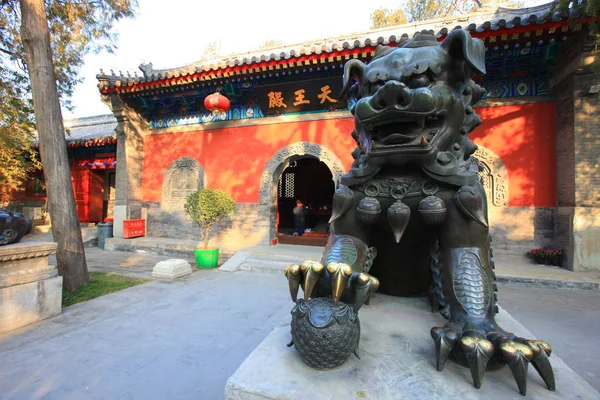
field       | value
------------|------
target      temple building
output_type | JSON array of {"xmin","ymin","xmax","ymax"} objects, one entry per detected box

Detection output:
[
  {"xmin": 11, "ymin": 115, "xmax": 117, "ymax": 224},
  {"xmin": 15, "ymin": 2, "xmax": 598, "ymax": 271}
]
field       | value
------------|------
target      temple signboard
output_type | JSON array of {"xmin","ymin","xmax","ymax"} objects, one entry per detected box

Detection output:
[{"xmin": 256, "ymin": 77, "xmax": 347, "ymax": 115}]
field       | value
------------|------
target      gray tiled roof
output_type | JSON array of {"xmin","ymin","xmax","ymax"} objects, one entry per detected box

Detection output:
[
  {"xmin": 63, "ymin": 114, "xmax": 117, "ymax": 147},
  {"xmin": 98, "ymin": 1, "xmax": 577, "ymax": 87}
]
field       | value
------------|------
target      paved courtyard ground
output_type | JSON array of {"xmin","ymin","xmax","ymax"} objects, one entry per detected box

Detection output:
[
  {"xmin": 501, "ymin": 286, "xmax": 600, "ymax": 391},
  {"xmin": 0, "ymin": 250, "xmax": 599, "ymax": 399},
  {"xmin": 0, "ymin": 269, "xmax": 290, "ymax": 399}
]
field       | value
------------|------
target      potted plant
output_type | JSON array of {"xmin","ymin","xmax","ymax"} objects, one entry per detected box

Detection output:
[
  {"xmin": 526, "ymin": 248, "xmax": 564, "ymax": 267},
  {"xmin": 184, "ymin": 188, "xmax": 236, "ymax": 269}
]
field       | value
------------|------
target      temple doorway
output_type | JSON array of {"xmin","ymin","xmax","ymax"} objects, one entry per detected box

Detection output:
[{"xmin": 277, "ymin": 156, "xmax": 334, "ymax": 246}]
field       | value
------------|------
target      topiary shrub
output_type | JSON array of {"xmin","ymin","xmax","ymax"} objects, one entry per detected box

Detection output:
[{"xmin": 184, "ymin": 188, "xmax": 236, "ymax": 249}]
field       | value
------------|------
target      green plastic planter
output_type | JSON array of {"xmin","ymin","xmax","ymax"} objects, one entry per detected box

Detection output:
[{"xmin": 194, "ymin": 248, "xmax": 219, "ymax": 269}]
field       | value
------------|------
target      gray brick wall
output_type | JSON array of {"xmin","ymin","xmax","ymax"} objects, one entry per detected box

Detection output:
[
  {"xmin": 573, "ymin": 73, "xmax": 600, "ymax": 208},
  {"xmin": 146, "ymin": 203, "xmax": 271, "ymax": 247},
  {"xmin": 555, "ymin": 207, "xmax": 574, "ymax": 269},
  {"xmin": 488, "ymin": 206, "xmax": 556, "ymax": 256},
  {"xmin": 547, "ymin": 29, "xmax": 599, "ymax": 270},
  {"xmin": 553, "ymin": 76, "xmax": 575, "ymax": 208}
]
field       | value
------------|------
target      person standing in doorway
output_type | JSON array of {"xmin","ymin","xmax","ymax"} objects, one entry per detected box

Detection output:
[{"xmin": 293, "ymin": 199, "xmax": 307, "ymax": 236}]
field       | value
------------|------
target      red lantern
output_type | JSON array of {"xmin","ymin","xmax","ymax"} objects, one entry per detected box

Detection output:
[{"xmin": 204, "ymin": 92, "xmax": 230, "ymax": 117}]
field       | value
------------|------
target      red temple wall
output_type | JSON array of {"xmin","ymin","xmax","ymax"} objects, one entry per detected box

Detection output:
[
  {"xmin": 472, "ymin": 102, "xmax": 556, "ymax": 207},
  {"xmin": 142, "ymin": 102, "xmax": 557, "ymax": 207},
  {"xmin": 142, "ymin": 118, "xmax": 357, "ymax": 204}
]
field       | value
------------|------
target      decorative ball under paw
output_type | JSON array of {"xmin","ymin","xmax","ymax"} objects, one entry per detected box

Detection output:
[{"xmin": 290, "ymin": 297, "xmax": 360, "ymax": 370}]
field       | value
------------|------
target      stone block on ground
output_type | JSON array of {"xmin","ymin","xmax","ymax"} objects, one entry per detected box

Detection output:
[
  {"xmin": 225, "ymin": 295, "xmax": 599, "ymax": 400},
  {"xmin": 151, "ymin": 258, "xmax": 193, "ymax": 279}
]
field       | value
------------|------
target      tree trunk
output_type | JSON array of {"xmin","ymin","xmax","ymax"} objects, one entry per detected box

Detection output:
[
  {"xmin": 20, "ymin": 0, "xmax": 89, "ymax": 290},
  {"xmin": 204, "ymin": 226, "xmax": 210, "ymax": 249}
]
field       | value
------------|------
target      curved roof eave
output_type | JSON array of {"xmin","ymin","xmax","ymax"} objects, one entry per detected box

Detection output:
[{"xmin": 97, "ymin": 2, "xmax": 595, "ymax": 93}]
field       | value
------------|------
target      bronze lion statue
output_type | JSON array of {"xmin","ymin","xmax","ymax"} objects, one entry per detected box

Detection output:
[{"xmin": 284, "ymin": 30, "xmax": 554, "ymax": 396}]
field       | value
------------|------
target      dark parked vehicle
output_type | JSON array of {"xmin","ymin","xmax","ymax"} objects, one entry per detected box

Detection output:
[{"xmin": 0, "ymin": 208, "xmax": 32, "ymax": 245}]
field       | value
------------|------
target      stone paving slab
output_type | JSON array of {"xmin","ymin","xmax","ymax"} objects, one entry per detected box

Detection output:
[
  {"xmin": 0, "ymin": 270, "xmax": 292, "ymax": 400},
  {"xmin": 226, "ymin": 295, "xmax": 600, "ymax": 400}
]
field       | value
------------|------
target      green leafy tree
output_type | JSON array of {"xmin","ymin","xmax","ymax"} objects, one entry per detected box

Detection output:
[
  {"xmin": 0, "ymin": 0, "xmax": 136, "ymax": 199},
  {"xmin": 370, "ymin": 8, "xmax": 408, "ymax": 29},
  {"xmin": 405, "ymin": 0, "xmax": 456, "ymax": 21},
  {"xmin": 370, "ymin": 0, "xmax": 523, "ymax": 26},
  {"xmin": 0, "ymin": 97, "xmax": 39, "ymax": 204},
  {"xmin": 184, "ymin": 188, "xmax": 237, "ymax": 249}
]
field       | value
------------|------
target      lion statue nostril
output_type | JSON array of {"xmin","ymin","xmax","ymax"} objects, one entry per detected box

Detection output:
[{"xmin": 397, "ymin": 92, "xmax": 411, "ymax": 107}]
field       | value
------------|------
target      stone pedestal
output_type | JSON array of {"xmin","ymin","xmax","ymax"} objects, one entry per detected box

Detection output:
[
  {"xmin": 225, "ymin": 295, "xmax": 599, "ymax": 400},
  {"xmin": 151, "ymin": 259, "xmax": 193, "ymax": 279},
  {"xmin": 0, "ymin": 241, "xmax": 62, "ymax": 334}
]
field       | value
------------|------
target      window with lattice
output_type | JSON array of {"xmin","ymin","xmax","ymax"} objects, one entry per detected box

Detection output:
[
  {"xmin": 169, "ymin": 167, "xmax": 198, "ymax": 200},
  {"xmin": 284, "ymin": 173, "xmax": 294, "ymax": 198},
  {"xmin": 278, "ymin": 175, "xmax": 283, "ymax": 198},
  {"xmin": 162, "ymin": 157, "xmax": 204, "ymax": 209}
]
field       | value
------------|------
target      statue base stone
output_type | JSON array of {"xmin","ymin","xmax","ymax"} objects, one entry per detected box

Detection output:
[
  {"xmin": 0, "ymin": 241, "xmax": 62, "ymax": 334},
  {"xmin": 225, "ymin": 295, "xmax": 599, "ymax": 400}
]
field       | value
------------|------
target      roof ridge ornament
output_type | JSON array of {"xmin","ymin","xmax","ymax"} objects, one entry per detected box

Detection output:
[{"xmin": 139, "ymin": 62, "xmax": 154, "ymax": 78}]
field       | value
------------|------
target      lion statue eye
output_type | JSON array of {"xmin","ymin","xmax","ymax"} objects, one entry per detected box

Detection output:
[{"xmin": 408, "ymin": 74, "xmax": 431, "ymax": 88}]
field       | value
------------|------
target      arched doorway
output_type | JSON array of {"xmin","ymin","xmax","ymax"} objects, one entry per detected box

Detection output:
[
  {"xmin": 277, "ymin": 156, "xmax": 334, "ymax": 245},
  {"xmin": 259, "ymin": 142, "xmax": 345, "ymax": 246}
]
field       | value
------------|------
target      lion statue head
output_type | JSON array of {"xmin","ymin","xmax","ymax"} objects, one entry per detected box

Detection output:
[{"xmin": 340, "ymin": 30, "xmax": 486, "ymax": 187}]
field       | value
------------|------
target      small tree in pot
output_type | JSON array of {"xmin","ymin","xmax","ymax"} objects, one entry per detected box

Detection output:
[{"xmin": 184, "ymin": 188, "xmax": 236, "ymax": 268}]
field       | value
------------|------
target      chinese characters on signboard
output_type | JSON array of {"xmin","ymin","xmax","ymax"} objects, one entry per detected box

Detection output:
[{"xmin": 255, "ymin": 77, "xmax": 347, "ymax": 115}]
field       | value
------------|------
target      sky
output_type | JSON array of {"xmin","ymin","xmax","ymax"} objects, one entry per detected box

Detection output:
[{"xmin": 62, "ymin": 0, "xmax": 548, "ymax": 119}]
